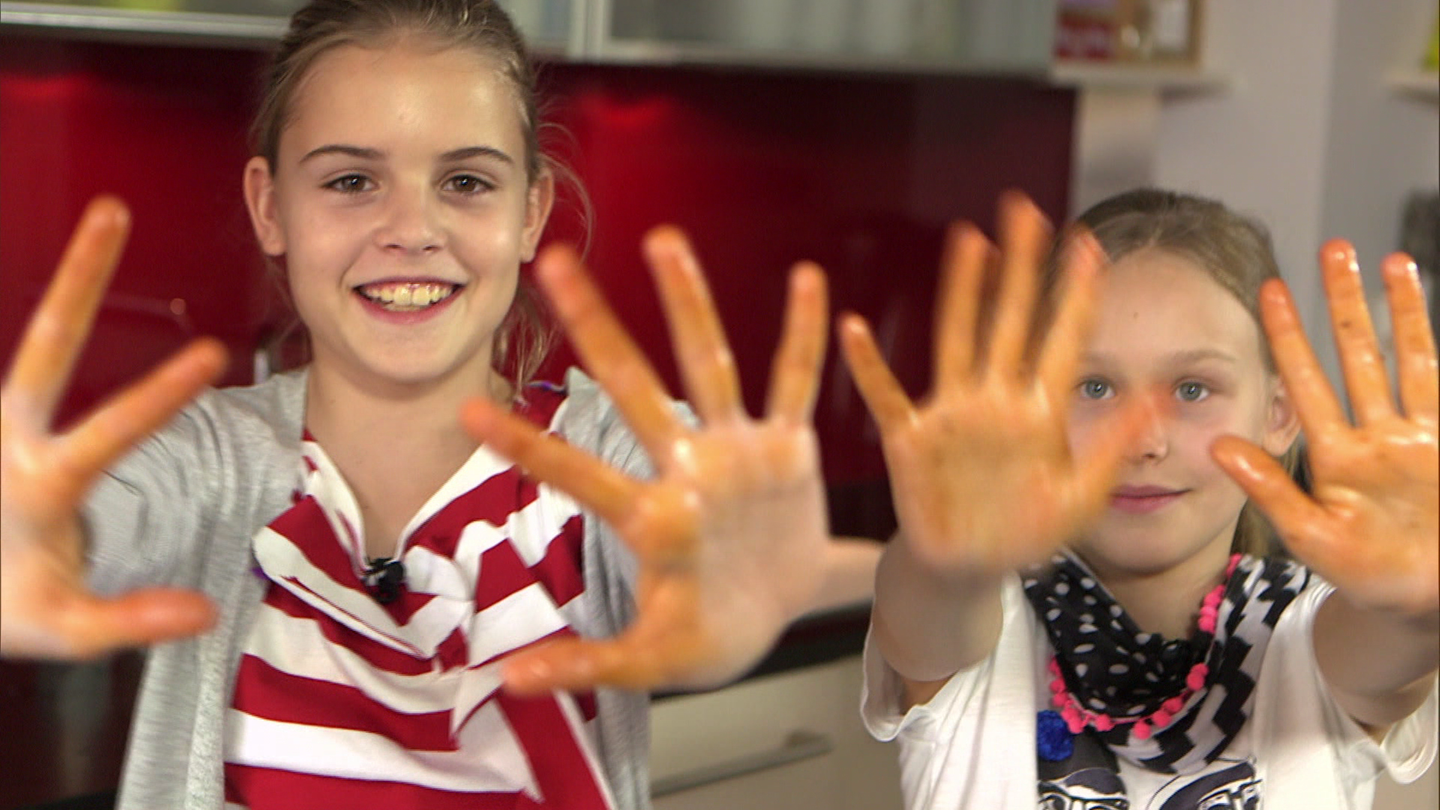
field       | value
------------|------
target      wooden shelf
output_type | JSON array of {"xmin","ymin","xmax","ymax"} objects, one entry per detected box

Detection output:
[
  {"xmin": 1386, "ymin": 69, "xmax": 1440, "ymax": 100},
  {"xmin": 1050, "ymin": 59, "xmax": 1229, "ymax": 93}
]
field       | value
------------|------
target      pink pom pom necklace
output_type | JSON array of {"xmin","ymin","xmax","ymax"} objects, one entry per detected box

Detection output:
[{"xmin": 1045, "ymin": 553, "xmax": 1242, "ymax": 740}]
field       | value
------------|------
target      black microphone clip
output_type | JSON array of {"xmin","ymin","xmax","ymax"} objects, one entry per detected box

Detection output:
[{"xmin": 363, "ymin": 556, "xmax": 406, "ymax": 604}]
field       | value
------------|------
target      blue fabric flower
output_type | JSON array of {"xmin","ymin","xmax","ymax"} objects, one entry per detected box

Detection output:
[{"xmin": 1037, "ymin": 710, "xmax": 1074, "ymax": 762}]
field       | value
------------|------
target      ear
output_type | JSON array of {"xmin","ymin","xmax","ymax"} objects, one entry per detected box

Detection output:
[
  {"xmin": 519, "ymin": 168, "xmax": 556, "ymax": 263},
  {"xmin": 243, "ymin": 156, "xmax": 287, "ymax": 257},
  {"xmin": 1261, "ymin": 378, "xmax": 1302, "ymax": 456}
]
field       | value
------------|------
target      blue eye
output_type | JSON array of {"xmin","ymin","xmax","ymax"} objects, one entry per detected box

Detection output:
[
  {"xmin": 1078, "ymin": 379, "xmax": 1113, "ymax": 400},
  {"xmin": 325, "ymin": 174, "xmax": 372, "ymax": 194},
  {"xmin": 1176, "ymin": 381, "xmax": 1210, "ymax": 402}
]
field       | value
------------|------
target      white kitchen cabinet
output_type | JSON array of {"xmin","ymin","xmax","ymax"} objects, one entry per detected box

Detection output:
[
  {"xmin": 2, "ymin": 0, "xmax": 1059, "ymax": 77},
  {"xmin": 591, "ymin": 0, "xmax": 1055, "ymax": 73},
  {"xmin": 650, "ymin": 655, "xmax": 902, "ymax": 810}
]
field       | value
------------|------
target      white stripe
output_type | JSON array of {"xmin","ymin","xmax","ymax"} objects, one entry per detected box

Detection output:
[
  {"xmin": 226, "ymin": 703, "xmax": 539, "ymax": 798},
  {"xmin": 301, "ymin": 440, "xmax": 369, "ymax": 566},
  {"xmin": 255, "ymin": 526, "xmax": 470, "ymax": 655},
  {"xmin": 503, "ymin": 484, "xmax": 582, "ymax": 566},
  {"xmin": 244, "ymin": 600, "xmax": 457, "ymax": 715},
  {"xmin": 467, "ymin": 583, "xmax": 569, "ymax": 666}
]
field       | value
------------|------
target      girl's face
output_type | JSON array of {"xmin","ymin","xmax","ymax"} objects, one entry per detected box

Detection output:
[
  {"xmin": 1066, "ymin": 248, "xmax": 1298, "ymax": 580},
  {"xmin": 244, "ymin": 40, "xmax": 551, "ymax": 393}
]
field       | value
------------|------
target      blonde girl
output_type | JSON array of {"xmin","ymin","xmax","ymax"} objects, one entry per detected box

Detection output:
[{"xmin": 844, "ymin": 189, "xmax": 1437, "ymax": 808}]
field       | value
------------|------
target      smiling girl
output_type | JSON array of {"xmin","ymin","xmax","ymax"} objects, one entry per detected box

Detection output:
[
  {"xmin": 0, "ymin": 2, "xmax": 871, "ymax": 808},
  {"xmin": 844, "ymin": 189, "xmax": 1437, "ymax": 808}
]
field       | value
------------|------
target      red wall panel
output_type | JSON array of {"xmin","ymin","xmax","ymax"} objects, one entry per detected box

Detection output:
[{"xmin": 0, "ymin": 34, "xmax": 1073, "ymax": 808}]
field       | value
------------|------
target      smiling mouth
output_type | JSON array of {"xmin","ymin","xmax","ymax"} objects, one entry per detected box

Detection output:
[
  {"xmin": 1109, "ymin": 486, "xmax": 1187, "ymax": 514},
  {"xmin": 354, "ymin": 281, "xmax": 462, "ymax": 311}
]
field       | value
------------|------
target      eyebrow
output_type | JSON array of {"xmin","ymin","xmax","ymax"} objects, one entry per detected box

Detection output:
[
  {"xmin": 299, "ymin": 144, "xmax": 516, "ymax": 166},
  {"xmin": 1081, "ymin": 348, "xmax": 1240, "ymax": 366}
]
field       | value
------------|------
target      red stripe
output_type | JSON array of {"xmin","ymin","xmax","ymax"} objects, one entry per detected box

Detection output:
[
  {"xmin": 470, "ymin": 512, "xmax": 584, "ymax": 612},
  {"xmin": 263, "ymin": 585, "xmax": 432, "ymax": 676},
  {"xmin": 224, "ymin": 763, "xmax": 526, "ymax": 810},
  {"xmin": 266, "ymin": 498, "xmax": 369, "ymax": 595},
  {"xmin": 231, "ymin": 655, "xmax": 458, "ymax": 752},
  {"xmin": 412, "ymin": 466, "xmax": 533, "ymax": 561},
  {"xmin": 498, "ymin": 690, "xmax": 611, "ymax": 809},
  {"xmin": 405, "ymin": 384, "xmax": 566, "ymax": 562},
  {"xmin": 576, "ymin": 691, "xmax": 598, "ymax": 723},
  {"xmin": 475, "ymin": 540, "xmax": 532, "ymax": 611},
  {"xmin": 530, "ymin": 514, "xmax": 585, "ymax": 607}
]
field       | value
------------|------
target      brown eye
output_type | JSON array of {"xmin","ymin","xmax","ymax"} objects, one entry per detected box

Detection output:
[
  {"xmin": 443, "ymin": 174, "xmax": 493, "ymax": 195},
  {"xmin": 325, "ymin": 174, "xmax": 372, "ymax": 194}
]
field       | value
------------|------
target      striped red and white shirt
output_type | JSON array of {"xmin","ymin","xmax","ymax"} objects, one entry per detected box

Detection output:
[{"xmin": 224, "ymin": 386, "xmax": 616, "ymax": 809}]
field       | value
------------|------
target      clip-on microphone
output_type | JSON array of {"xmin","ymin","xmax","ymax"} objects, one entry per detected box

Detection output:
[{"xmin": 363, "ymin": 557, "xmax": 406, "ymax": 604}]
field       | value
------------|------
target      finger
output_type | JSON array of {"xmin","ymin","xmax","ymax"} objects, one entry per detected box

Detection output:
[
  {"xmin": 838, "ymin": 314, "xmax": 915, "ymax": 430},
  {"xmin": 1259, "ymin": 279, "xmax": 1348, "ymax": 437},
  {"xmin": 765, "ymin": 262, "xmax": 829, "ymax": 425},
  {"xmin": 502, "ymin": 635, "xmax": 670, "ymax": 695},
  {"xmin": 1211, "ymin": 435, "xmax": 1331, "ymax": 558},
  {"xmin": 535, "ymin": 244, "xmax": 683, "ymax": 455},
  {"xmin": 1380, "ymin": 252, "xmax": 1439, "ymax": 420},
  {"xmin": 52, "ymin": 339, "xmax": 228, "ymax": 505},
  {"xmin": 1320, "ymin": 240, "xmax": 1394, "ymax": 424},
  {"xmin": 644, "ymin": 226, "xmax": 746, "ymax": 424},
  {"xmin": 5, "ymin": 197, "xmax": 131, "ymax": 423},
  {"xmin": 460, "ymin": 396, "xmax": 645, "ymax": 530},
  {"xmin": 933, "ymin": 223, "xmax": 990, "ymax": 388},
  {"xmin": 1036, "ymin": 231, "xmax": 1104, "ymax": 403},
  {"xmin": 62, "ymin": 588, "xmax": 217, "ymax": 658},
  {"xmin": 985, "ymin": 192, "xmax": 1052, "ymax": 380}
]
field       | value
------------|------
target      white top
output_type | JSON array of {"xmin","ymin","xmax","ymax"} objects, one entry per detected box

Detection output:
[{"xmin": 862, "ymin": 574, "xmax": 1438, "ymax": 809}]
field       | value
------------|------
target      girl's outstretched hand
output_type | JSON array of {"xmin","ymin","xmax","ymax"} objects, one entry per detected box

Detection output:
[
  {"xmin": 461, "ymin": 227, "xmax": 830, "ymax": 695},
  {"xmin": 839, "ymin": 194, "xmax": 1146, "ymax": 580},
  {"xmin": 1, "ymin": 197, "xmax": 226, "ymax": 659},
  {"xmin": 1213, "ymin": 242, "xmax": 1439, "ymax": 617}
]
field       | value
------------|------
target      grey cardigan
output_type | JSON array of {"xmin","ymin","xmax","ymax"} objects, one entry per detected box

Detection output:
[{"xmin": 84, "ymin": 368, "xmax": 652, "ymax": 810}]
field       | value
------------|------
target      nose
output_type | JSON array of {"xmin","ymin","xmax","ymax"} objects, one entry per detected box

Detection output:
[
  {"xmin": 376, "ymin": 182, "xmax": 442, "ymax": 255},
  {"xmin": 1124, "ymin": 395, "xmax": 1170, "ymax": 464}
]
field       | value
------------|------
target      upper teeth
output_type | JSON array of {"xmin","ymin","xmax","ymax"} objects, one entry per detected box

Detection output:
[{"xmin": 360, "ymin": 283, "xmax": 457, "ymax": 307}]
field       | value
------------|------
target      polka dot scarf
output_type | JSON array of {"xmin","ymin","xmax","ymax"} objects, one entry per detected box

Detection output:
[{"xmin": 1022, "ymin": 551, "xmax": 1309, "ymax": 775}]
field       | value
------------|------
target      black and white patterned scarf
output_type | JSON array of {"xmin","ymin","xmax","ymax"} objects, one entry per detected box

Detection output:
[{"xmin": 1022, "ymin": 551, "xmax": 1309, "ymax": 784}]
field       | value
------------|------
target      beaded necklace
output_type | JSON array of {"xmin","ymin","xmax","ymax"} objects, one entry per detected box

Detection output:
[{"xmin": 1044, "ymin": 554, "xmax": 1241, "ymax": 741}]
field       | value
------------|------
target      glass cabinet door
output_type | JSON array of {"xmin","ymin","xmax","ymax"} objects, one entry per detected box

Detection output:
[
  {"xmin": 0, "ymin": 0, "xmax": 581, "ymax": 54},
  {"xmin": 594, "ymin": 0, "xmax": 1056, "ymax": 73}
]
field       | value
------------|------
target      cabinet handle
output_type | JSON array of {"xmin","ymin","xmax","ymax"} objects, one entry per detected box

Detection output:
[{"xmin": 650, "ymin": 730, "xmax": 834, "ymax": 797}]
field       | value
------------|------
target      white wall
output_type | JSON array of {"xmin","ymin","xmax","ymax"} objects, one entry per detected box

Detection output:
[{"xmin": 1151, "ymin": 0, "xmax": 1439, "ymax": 377}]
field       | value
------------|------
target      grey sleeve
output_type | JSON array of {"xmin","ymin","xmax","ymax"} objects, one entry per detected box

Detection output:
[
  {"xmin": 81, "ymin": 373, "xmax": 306, "ymax": 597},
  {"xmin": 83, "ymin": 403, "xmax": 223, "ymax": 596}
]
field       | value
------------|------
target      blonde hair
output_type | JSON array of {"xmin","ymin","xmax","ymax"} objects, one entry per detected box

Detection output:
[
  {"xmin": 251, "ymin": 0, "xmax": 580, "ymax": 391},
  {"xmin": 1056, "ymin": 188, "xmax": 1301, "ymax": 557}
]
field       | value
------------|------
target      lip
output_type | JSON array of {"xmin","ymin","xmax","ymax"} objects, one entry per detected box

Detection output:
[{"xmin": 1109, "ymin": 485, "xmax": 1186, "ymax": 514}]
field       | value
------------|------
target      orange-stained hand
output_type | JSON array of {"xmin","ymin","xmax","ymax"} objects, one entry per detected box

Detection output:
[
  {"xmin": 1, "ymin": 197, "xmax": 226, "ymax": 659},
  {"xmin": 460, "ymin": 227, "xmax": 831, "ymax": 695},
  {"xmin": 1213, "ymin": 242, "xmax": 1439, "ymax": 617},
  {"xmin": 839, "ymin": 193, "xmax": 1148, "ymax": 579}
]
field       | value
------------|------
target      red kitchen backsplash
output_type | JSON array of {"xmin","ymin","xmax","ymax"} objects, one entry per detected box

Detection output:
[
  {"xmin": 0, "ymin": 33, "xmax": 1073, "ymax": 808},
  {"xmin": 1, "ymin": 34, "xmax": 1074, "ymax": 488}
]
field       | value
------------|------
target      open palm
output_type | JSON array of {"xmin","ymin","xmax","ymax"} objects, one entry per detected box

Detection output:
[
  {"xmin": 839, "ymin": 194, "xmax": 1148, "ymax": 579},
  {"xmin": 1, "ymin": 198, "xmax": 225, "ymax": 659},
  {"xmin": 461, "ymin": 227, "xmax": 831, "ymax": 694},
  {"xmin": 1213, "ymin": 243, "xmax": 1438, "ymax": 617}
]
